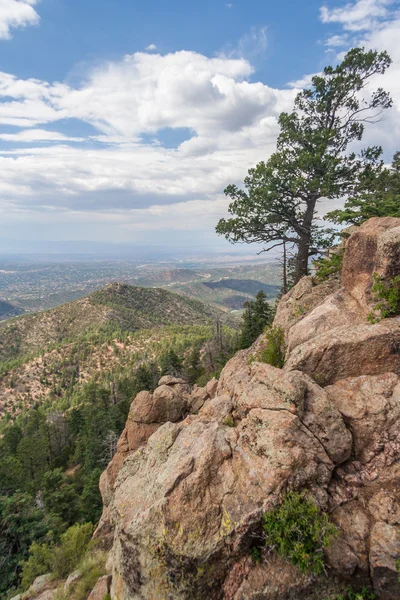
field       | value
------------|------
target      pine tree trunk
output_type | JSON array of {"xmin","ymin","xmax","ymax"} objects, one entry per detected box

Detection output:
[
  {"xmin": 295, "ymin": 235, "xmax": 310, "ymax": 282},
  {"xmin": 282, "ymin": 242, "xmax": 288, "ymax": 294},
  {"xmin": 294, "ymin": 198, "xmax": 316, "ymax": 282}
]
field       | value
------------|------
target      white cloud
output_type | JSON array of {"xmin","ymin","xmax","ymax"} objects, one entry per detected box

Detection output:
[
  {"xmin": 324, "ymin": 34, "xmax": 349, "ymax": 47},
  {"xmin": 320, "ymin": 0, "xmax": 396, "ymax": 32},
  {"xmin": 0, "ymin": 129, "xmax": 84, "ymax": 142},
  {"xmin": 0, "ymin": 0, "xmax": 40, "ymax": 40},
  {"xmin": 0, "ymin": 50, "xmax": 297, "ymax": 227},
  {"xmin": 145, "ymin": 44, "xmax": 157, "ymax": 51},
  {"xmin": 1, "ymin": 3, "xmax": 400, "ymax": 242},
  {"xmin": 287, "ymin": 72, "xmax": 321, "ymax": 89}
]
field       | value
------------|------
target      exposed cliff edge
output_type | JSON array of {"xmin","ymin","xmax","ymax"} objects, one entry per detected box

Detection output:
[{"xmin": 90, "ymin": 218, "xmax": 400, "ymax": 600}]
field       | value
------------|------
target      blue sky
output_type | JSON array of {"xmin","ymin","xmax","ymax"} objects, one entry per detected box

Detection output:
[
  {"xmin": 4, "ymin": 1, "xmax": 327, "ymax": 88},
  {"xmin": 0, "ymin": 0, "xmax": 400, "ymax": 249}
]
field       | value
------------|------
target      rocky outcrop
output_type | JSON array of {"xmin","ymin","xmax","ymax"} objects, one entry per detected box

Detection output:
[
  {"xmin": 276, "ymin": 217, "xmax": 400, "ymax": 364},
  {"xmin": 285, "ymin": 317, "xmax": 400, "ymax": 385},
  {"xmin": 20, "ymin": 575, "xmax": 57, "ymax": 600},
  {"xmin": 88, "ymin": 575, "xmax": 112, "ymax": 600},
  {"xmin": 341, "ymin": 217, "xmax": 400, "ymax": 308},
  {"xmin": 108, "ymin": 363, "xmax": 351, "ymax": 600},
  {"xmin": 95, "ymin": 376, "xmax": 210, "ymax": 545},
  {"xmin": 96, "ymin": 218, "xmax": 400, "ymax": 600}
]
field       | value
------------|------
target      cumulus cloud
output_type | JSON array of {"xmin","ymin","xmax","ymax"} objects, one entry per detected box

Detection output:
[
  {"xmin": 1, "ymin": 3, "xmax": 400, "ymax": 241},
  {"xmin": 0, "ymin": 0, "xmax": 40, "ymax": 39},
  {"xmin": 320, "ymin": 0, "xmax": 396, "ymax": 32},
  {"xmin": 145, "ymin": 44, "xmax": 157, "ymax": 51},
  {"xmin": 0, "ymin": 50, "xmax": 297, "ymax": 221}
]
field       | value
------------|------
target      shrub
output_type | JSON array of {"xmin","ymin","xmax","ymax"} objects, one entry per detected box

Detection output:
[
  {"xmin": 51, "ymin": 522, "xmax": 94, "ymax": 578},
  {"xmin": 20, "ymin": 541, "xmax": 54, "ymax": 590},
  {"xmin": 262, "ymin": 491, "xmax": 337, "ymax": 575},
  {"xmin": 253, "ymin": 327, "xmax": 285, "ymax": 368},
  {"xmin": 250, "ymin": 546, "xmax": 262, "ymax": 563},
  {"xmin": 54, "ymin": 550, "xmax": 107, "ymax": 600},
  {"xmin": 368, "ymin": 273, "xmax": 400, "ymax": 322},
  {"xmin": 222, "ymin": 415, "xmax": 235, "ymax": 427},
  {"xmin": 313, "ymin": 249, "xmax": 344, "ymax": 283},
  {"xmin": 334, "ymin": 588, "xmax": 376, "ymax": 600}
]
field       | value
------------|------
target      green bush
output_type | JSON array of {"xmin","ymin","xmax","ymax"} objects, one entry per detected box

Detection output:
[
  {"xmin": 20, "ymin": 523, "xmax": 94, "ymax": 590},
  {"xmin": 313, "ymin": 249, "xmax": 344, "ymax": 283},
  {"xmin": 222, "ymin": 415, "xmax": 235, "ymax": 427},
  {"xmin": 54, "ymin": 550, "xmax": 107, "ymax": 600},
  {"xmin": 368, "ymin": 273, "xmax": 400, "ymax": 322},
  {"xmin": 333, "ymin": 588, "xmax": 376, "ymax": 600},
  {"xmin": 262, "ymin": 491, "xmax": 337, "ymax": 575},
  {"xmin": 253, "ymin": 326, "xmax": 285, "ymax": 368},
  {"xmin": 250, "ymin": 546, "xmax": 262, "ymax": 563},
  {"xmin": 52, "ymin": 522, "xmax": 94, "ymax": 578},
  {"xmin": 20, "ymin": 540, "xmax": 54, "ymax": 590}
]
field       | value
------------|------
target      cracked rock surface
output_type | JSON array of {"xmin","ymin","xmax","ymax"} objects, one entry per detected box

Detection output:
[{"xmin": 97, "ymin": 218, "xmax": 400, "ymax": 600}]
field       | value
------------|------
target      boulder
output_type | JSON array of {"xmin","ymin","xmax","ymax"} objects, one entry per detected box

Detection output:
[
  {"xmin": 106, "ymin": 359, "xmax": 352, "ymax": 600},
  {"xmin": 325, "ymin": 373, "xmax": 400, "ymax": 463},
  {"xmin": 326, "ymin": 500, "xmax": 370, "ymax": 577},
  {"xmin": 205, "ymin": 377, "xmax": 218, "ymax": 399},
  {"xmin": 187, "ymin": 385, "xmax": 209, "ymax": 413},
  {"xmin": 342, "ymin": 217, "xmax": 400, "ymax": 308},
  {"xmin": 226, "ymin": 554, "xmax": 340, "ymax": 600},
  {"xmin": 96, "ymin": 377, "xmax": 208, "ymax": 545},
  {"xmin": 158, "ymin": 375, "xmax": 187, "ymax": 386},
  {"xmin": 22, "ymin": 575, "xmax": 54, "ymax": 600},
  {"xmin": 273, "ymin": 217, "xmax": 400, "ymax": 380},
  {"xmin": 88, "ymin": 575, "xmax": 112, "ymax": 600},
  {"xmin": 282, "ymin": 288, "xmax": 365, "ymax": 355},
  {"xmin": 33, "ymin": 593, "xmax": 55, "ymax": 600},
  {"xmin": 285, "ymin": 318, "xmax": 400, "ymax": 386},
  {"xmin": 274, "ymin": 276, "xmax": 341, "ymax": 343},
  {"xmin": 64, "ymin": 570, "xmax": 81, "ymax": 592},
  {"xmin": 370, "ymin": 522, "xmax": 400, "ymax": 600}
]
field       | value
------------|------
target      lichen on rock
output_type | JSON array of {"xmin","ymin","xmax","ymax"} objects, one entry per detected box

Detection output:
[{"xmin": 95, "ymin": 218, "xmax": 400, "ymax": 600}]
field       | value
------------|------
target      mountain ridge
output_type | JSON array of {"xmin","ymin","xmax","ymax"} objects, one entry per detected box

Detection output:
[{"xmin": 0, "ymin": 282, "xmax": 237, "ymax": 365}]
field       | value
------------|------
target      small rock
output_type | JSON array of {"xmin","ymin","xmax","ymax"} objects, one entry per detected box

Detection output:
[
  {"xmin": 64, "ymin": 570, "xmax": 81, "ymax": 592},
  {"xmin": 158, "ymin": 375, "xmax": 187, "ymax": 386},
  {"xmin": 205, "ymin": 377, "xmax": 218, "ymax": 399},
  {"xmin": 87, "ymin": 575, "xmax": 111, "ymax": 600}
]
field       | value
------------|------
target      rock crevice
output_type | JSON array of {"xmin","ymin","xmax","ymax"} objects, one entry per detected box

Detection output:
[{"xmin": 96, "ymin": 217, "xmax": 400, "ymax": 600}]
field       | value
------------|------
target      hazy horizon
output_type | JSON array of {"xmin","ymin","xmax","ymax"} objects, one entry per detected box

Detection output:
[{"xmin": 1, "ymin": 0, "xmax": 399, "ymax": 250}]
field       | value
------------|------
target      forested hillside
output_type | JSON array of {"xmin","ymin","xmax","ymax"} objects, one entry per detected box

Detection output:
[
  {"xmin": 0, "ymin": 282, "xmax": 234, "ymax": 365},
  {"xmin": 0, "ymin": 282, "xmax": 241, "ymax": 597}
]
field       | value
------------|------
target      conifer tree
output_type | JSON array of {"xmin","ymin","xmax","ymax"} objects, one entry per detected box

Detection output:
[
  {"xmin": 326, "ymin": 151, "xmax": 400, "ymax": 225},
  {"xmin": 239, "ymin": 291, "xmax": 273, "ymax": 349},
  {"xmin": 216, "ymin": 48, "xmax": 392, "ymax": 282}
]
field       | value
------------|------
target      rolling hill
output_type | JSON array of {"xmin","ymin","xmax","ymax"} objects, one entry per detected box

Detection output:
[
  {"xmin": 0, "ymin": 283, "xmax": 238, "ymax": 420},
  {"xmin": 0, "ymin": 282, "xmax": 236, "ymax": 365}
]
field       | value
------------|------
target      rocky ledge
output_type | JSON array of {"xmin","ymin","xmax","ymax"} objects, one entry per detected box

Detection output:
[{"xmin": 96, "ymin": 217, "xmax": 400, "ymax": 600}]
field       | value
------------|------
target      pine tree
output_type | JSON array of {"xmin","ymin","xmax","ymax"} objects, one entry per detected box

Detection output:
[
  {"xmin": 239, "ymin": 291, "xmax": 273, "ymax": 349},
  {"xmin": 326, "ymin": 151, "xmax": 400, "ymax": 225},
  {"xmin": 216, "ymin": 48, "xmax": 392, "ymax": 281}
]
